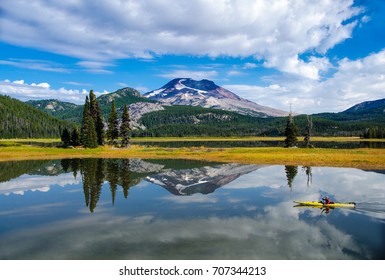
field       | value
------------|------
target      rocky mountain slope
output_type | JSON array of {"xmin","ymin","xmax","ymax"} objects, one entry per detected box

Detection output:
[{"xmin": 144, "ymin": 78, "xmax": 288, "ymax": 117}]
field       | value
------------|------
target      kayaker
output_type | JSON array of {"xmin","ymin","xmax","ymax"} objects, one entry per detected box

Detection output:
[{"xmin": 321, "ymin": 196, "xmax": 331, "ymax": 205}]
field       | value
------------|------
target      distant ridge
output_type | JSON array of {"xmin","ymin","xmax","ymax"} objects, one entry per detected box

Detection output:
[
  {"xmin": 26, "ymin": 99, "xmax": 78, "ymax": 118},
  {"xmin": 344, "ymin": 98, "xmax": 385, "ymax": 113}
]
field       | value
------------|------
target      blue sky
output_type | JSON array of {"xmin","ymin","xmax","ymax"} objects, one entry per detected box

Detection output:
[{"xmin": 1, "ymin": 0, "xmax": 385, "ymax": 113}]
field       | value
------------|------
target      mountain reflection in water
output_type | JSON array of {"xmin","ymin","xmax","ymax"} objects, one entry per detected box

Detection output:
[
  {"xmin": 0, "ymin": 158, "xmax": 384, "ymax": 260},
  {"xmin": 61, "ymin": 158, "xmax": 262, "ymax": 211}
]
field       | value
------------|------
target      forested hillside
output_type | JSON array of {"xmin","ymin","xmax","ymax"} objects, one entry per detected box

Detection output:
[
  {"xmin": 132, "ymin": 105, "xmax": 282, "ymax": 137},
  {"xmin": 0, "ymin": 95, "xmax": 77, "ymax": 138},
  {"xmin": 132, "ymin": 105, "xmax": 385, "ymax": 137},
  {"xmin": 28, "ymin": 87, "xmax": 155, "ymax": 124}
]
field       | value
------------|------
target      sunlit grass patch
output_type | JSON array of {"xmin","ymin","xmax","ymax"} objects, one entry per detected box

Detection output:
[{"xmin": 0, "ymin": 138, "xmax": 385, "ymax": 169}]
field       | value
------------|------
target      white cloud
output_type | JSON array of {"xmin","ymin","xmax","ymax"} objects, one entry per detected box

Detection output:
[
  {"xmin": 0, "ymin": 79, "xmax": 99, "ymax": 104},
  {"xmin": 13, "ymin": 80, "xmax": 25, "ymax": 85},
  {"xmin": 225, "ymin": 49, "xmax": 385, "ymax": 113},
  {"xmin": 31, "ymin": 82, "xmax": 50, "ymax": 88},
  {"xmin": 243, "ymin": 62, "xmax": 258, "ymax": 69},
  {"xmin": 159, "ymin": 70, "xmax": 218, "ymax": 80},
  {"xmin": 226, "ymin": 70, "xmax": 245, "ymax": 76},
  {"xmin": 77, "ymin": 61, "xmax": 114, "ymax": 74},
  {"xmin": 0, "ymin": 59, "xmax": 70, "ymax": 73},
  {"xmin": 0, "ymin": 0, "xmax": 363, "ymax": 79},
  {"xmin": 62, "ymin": 81, "xmax": 92, "ymax": 87}
]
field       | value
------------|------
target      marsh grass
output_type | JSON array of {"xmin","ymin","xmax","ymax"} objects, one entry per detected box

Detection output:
[{"xmin": 0, "ymin": 141, "xmax": 385, "ymax": 169}]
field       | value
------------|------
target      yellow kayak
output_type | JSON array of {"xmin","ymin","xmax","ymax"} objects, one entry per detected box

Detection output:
[{"xmin": 293, "ymin": 201, "xmax": 356, "ymax": 208}]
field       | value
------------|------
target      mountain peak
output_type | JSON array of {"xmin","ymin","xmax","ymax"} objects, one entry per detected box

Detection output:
[
  {"xmin": 165, "ymin": 78, "xmax": 219, "ymax": 92},
  {"xmin": 144, "ymin": 78, "xmax": 288, "ymax": 117},
  {"xmin": 97, "ymin": 87, "xmax": 152, "ymax": 106},
  {"xmin": 145, "ymin": 78, "xmax": 228, "ymax": 99}
]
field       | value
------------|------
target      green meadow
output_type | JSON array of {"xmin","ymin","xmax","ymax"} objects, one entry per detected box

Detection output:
[{"xmin": 1, "ymin": 137, "xmax": 385, "ymax": 169}]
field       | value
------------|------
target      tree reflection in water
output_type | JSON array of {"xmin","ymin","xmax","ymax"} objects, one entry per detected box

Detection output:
[
  {"xmin": 61, "ymin": 158, "xmax": 136, "ymax": 212},
  {"xmin": 285, "ymin": 165, "xmax": 313, "ymax": 190},
  {"xmin": 285, "ymin": 165, "xmax": 298, "ymax": 191}
]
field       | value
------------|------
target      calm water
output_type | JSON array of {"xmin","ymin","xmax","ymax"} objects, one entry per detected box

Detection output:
[{"xmin": 0, "ymin": 158, "xmax": 384, "ymax": 260}]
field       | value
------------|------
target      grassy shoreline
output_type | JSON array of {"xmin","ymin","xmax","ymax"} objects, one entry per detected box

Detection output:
[{"xmin": 1, "ymin": 141, "xmax": 385, "ymax": 169}]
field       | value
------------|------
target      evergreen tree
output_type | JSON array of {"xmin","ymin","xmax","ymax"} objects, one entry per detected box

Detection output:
[
  {"xmin": 70, "ymin": 128, "xmax": 81, "ymax": 146},
  {"xmin": 120, "ymin": 104, "xmax": 131, "ymax": 147},
  {"xmin": 107, "ymin": 101, "xmax": 119, "ymax": 145},
  {"xmin": 89, "ymin": 90, "xmax": 105, "ymax": 145},
  {"xmin": 284, "ymin": 113, "xmax": 298, "ymax": 148},
  {"xmin": 80, "ymin": 96, "xmax": 98, "ymax": 148},
  {"xmin": 61, "ymin": 127, "xmax": 71, "ymax": 146},
  {"xmin": 80, "ymin": 96, "xmax": 91, "ymax": 145},
  {"xmin": 85, "ymin": 115, "xmax": 98, "ymax": 148}
]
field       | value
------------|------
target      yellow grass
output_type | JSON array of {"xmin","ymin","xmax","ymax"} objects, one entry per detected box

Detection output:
[{"xmin": 0, "ymin": 144, "xmax": 385, "ymax": 169}]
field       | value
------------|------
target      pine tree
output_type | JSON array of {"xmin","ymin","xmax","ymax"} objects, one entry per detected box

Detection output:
[
  {"xmin": 80, "ymin": 96, "xmax": 98, "ymax": 148},
  {"xmin": 89, "ymin": 90, "xmax": 105, "ymax": 145},
  {"xmin": 80, "ymin": 96, "xmax": 91, "ymax": 146},
  {"xmin": 85, "ymin": 116, "xmax": 98, "ymax": 148},
  {"xmin": 70, "ymin": 128, "xmax": 81, "ymax": 146},
  {"xmin": 120, "ymin": 104, "xmax": 131, "ymax": 147},
  {"xmin": 107, "ymin": 101, "xmax": 119, "ymax": 145},
  {"xmin": 284, "ymin": 113, "xmax": 298, "ymax": 148},
  {"xmin": 61, "ymin": 127, "xmax": 71, "ymax": 146}
]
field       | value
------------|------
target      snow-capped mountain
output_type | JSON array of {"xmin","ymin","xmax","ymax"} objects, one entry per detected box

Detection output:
[
  {"xmin": 146, "ymin": 163, "xmax": 263, "ymax": 196},
  {"xmin": 144, "ymin": 78, "xmax": 288, "ymax": 117}
]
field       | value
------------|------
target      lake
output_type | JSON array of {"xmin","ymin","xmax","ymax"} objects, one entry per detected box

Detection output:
[{"xmin": 0, "ymin": 158, "xmax": 384, "ymax": 260}]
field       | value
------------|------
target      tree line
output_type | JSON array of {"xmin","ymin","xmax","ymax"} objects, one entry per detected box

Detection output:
[
  {"xmin": 362, "ymin": 127, "xmax": 385, "ymax": 139},
  {"xmin": 61, "ymin": 90, "xmax": 131, "ymax": 148}
]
